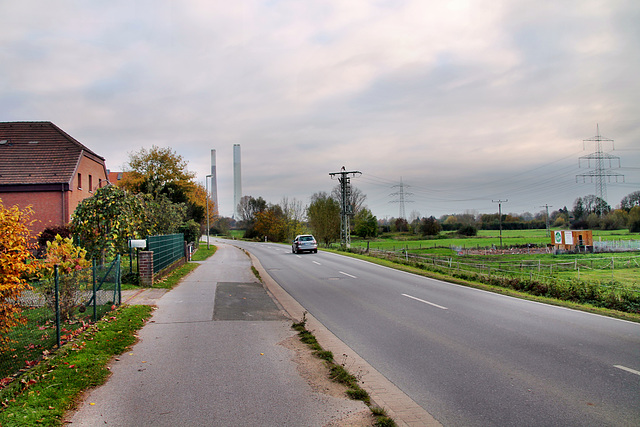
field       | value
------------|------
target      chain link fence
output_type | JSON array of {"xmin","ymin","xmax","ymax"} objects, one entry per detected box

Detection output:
[{"xmin": 1, "ymin": 256, "xmax": 121, "ymax": 381}]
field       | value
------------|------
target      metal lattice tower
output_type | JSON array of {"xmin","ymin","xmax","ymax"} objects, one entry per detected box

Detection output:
[
  {"xmin": 576, "ymin": 125, "xmax": 624, "ymax": 215},
  {"xmin": 390, "ymin": 177, "xmax": 413, "ymax": 220},
  {"xmin": 329, "ymin": 167, "xmax": 361, "ymax": 248}
]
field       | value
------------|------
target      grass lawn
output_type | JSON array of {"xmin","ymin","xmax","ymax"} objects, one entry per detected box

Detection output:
[
  {"xmin": 0, "ymin": 305, "xmax": 154, "ymax": 426},
  {"xmin": 191, "ymin": 245, "xmax": 217, "ymax": 261}
]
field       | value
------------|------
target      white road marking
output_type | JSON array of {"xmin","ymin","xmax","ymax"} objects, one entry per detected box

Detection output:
[
  {"xmin": 296, "ymin": 255, "xmax": 301, "ymax": 258},
  {"xmin": 339, "ymin": 271, "xmax": 357, "ymax": 278},
  {"xmin": 313, "ymin": 261, "xmax": 322, "ymax": 265},
  {"xmin": 402, "ymin": 293, "xmax": 448, "ymax": 310},
  {"xmin": 614, "ymin": 365, "xmax": 640, "ymax": 376}
]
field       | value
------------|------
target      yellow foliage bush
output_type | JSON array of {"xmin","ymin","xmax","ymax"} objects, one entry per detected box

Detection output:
[
  {"xmin": 40, "ymin": 235, "xmax": 91, "ymax": 321},
  {"xmin": 0, "ymin": 199, "xmax": 38, "ymax": 352}
]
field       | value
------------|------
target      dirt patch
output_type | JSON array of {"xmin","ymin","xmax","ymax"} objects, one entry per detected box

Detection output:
[{"xmin": 279, "ymin": 334, "xmax": 375, "ymax": 426}]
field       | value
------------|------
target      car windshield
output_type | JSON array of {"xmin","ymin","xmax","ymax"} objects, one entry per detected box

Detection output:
[{"xmin": 300, "ymin": 236, "xmax": 314, "ymax": 241}]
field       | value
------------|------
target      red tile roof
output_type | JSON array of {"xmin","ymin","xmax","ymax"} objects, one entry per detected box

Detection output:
[{"xmin": 0, "ymin": 121, "xmax": 105, "ymax": 186}]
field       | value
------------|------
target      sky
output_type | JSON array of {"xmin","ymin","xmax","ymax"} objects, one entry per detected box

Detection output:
[{"xmin": 1, "ymin": 0, "xmax": 639, "ymax": 220}]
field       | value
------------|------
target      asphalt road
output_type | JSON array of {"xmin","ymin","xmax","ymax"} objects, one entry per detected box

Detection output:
[{"xmin": 227, "ymin": 239, "xmax": 640, "ymax": 426}]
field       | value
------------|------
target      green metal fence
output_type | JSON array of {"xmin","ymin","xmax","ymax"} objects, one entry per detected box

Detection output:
[
  {"xmin": 0, "ymin": 257, "xmax": 121, "ymax": 381},
  {"xmin": 147, "ymin": 233, "xmax": 185, "ymax": 273}
]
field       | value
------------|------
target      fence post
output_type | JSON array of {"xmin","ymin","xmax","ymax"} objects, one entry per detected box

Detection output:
[
  {"xmin": 115, "ymin": 254, "xmax": 121, "ymax": 306},
  {"xmin": 93, "ymin": 259, "xmax": 97, "ymax": 322},
  {"xmin": 139, "ymin": 251, "xmax": 154, "ymax": 286},
  {"xmin": 55, "ymin": 265, "xmax": 61, "ymax": 348},
  {"xmin": 611, "ymin": 256, "xmax": 614, "ymax": 281}
]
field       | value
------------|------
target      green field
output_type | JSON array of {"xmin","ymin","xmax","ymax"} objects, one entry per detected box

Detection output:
[
  {"xmin": 346, "ymin": 229, "xmax": 640, "ymax": 291},
  {"xmin": 350, "ymin": 229, "xmax": 639, "ymax": 253}
]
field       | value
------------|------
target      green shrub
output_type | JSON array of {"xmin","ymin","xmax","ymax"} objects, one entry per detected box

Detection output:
[{"xmin": 457, "ymin": 225, "xmax": 478, "ymax": 236}]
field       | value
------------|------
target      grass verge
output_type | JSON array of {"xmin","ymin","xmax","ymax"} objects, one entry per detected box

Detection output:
[
  {"xmin": 191, "ymin": 245, "xmax": 217, "ymax": 262},
  {"xmin": 292, "ymin": 313, "xmax": 396, "ymax": 427},
  {"xmin": 0, "ymin": 305, "xmax": 153, "ymax": 426},
  {"xmin": 152, "ymin": 262, "xmax": 199, "ymax": 289}
]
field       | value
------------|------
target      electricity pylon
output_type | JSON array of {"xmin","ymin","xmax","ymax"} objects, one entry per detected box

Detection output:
[
  {"xmin": 390, "ymin": 177, "xmax": 413, "ymax": 220},
  {"xmin": 329, "ymin": 167, "xmax": 361, "ymax": 248},
  {"xmin": 540, "ymin": 204, "xmax": 552, "ymax": 237},
  {"xmin": 577, "ymin": 125, "xmax": 624, "ymax": 215}
]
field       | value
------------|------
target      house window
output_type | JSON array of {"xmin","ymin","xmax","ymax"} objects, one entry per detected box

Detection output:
[
  {"xmin": 89, "ymin": 175, "xmax": 93, "ymax": 192},
  {"xmin": 98, "ymin": 178, "xmax": 102, "ymax": 188},
  {"xmin": 77, "ymin": 173, "xmax": 82, "ymax": 190}
]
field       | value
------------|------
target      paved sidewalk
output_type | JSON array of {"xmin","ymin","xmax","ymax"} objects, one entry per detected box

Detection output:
[{"xmin": 68, "ymin": 242, "xmax": 369, "ymax": 426}]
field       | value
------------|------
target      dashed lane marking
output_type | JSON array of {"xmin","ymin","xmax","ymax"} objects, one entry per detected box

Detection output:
[
  {"xmin": 339, "ymin": 271, "xmax": 357, "ymax": 278},
  {"xmin": 402, "ymin": 293, "xmax": 448, "ymax": 310},
  {"xmin": 614, "ymin": 365, "xmax": 640, "ymax": 376}
]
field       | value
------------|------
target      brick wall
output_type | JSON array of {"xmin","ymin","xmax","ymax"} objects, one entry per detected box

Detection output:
[
  {"xmin": 69, "ymin": 154, "xmax": 109, "ymax": 214},
  {"xmin": 0, "ymin": 191, "xmax": 66, "ymax": 236}
]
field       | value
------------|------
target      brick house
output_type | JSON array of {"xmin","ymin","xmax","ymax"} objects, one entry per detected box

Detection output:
[
  {"xmin": 0, "ymin": 121, "xmax": 109, "ymax": 236},
  {"xmin": 107, "ymin": 170, "xmax": 130, "ymax": 187}
]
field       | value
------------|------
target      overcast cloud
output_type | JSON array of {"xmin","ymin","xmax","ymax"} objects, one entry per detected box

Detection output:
[{"xmin": 1, "ymin": 0, "xmax": 638, "ymax": 219}]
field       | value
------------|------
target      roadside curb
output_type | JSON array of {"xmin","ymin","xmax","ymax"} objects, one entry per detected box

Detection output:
[{"xmin": 247, "ymin": 250, "xmax": 441, "ymax": 427}]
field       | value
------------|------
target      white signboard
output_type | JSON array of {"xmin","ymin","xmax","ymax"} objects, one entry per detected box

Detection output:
[
  {"xmin": 554, "ymin": 231, "xmax": 563, "ymax": 244},
  {"xmin": 564, "ymin": 231, "xmax": 573, "ymax": 245}
]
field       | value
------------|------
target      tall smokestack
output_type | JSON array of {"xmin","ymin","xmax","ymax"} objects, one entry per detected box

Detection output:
[
  {"xmin": 210, "ymin": 149, "xmax": 219, "ymax": 216},
  {"xmin": 233, "ymin": 144, "xmax": 242, "ymax": 219}
]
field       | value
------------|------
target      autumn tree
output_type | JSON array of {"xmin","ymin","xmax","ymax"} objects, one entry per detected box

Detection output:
[
  {"xmin": 307, "ymin": 192, "xmax": 340, "ymax": 247},
  {"xmin": 574, "ymin": 195, "xmax": 610, "ymax": 219},
  {"xmin": 620, "ymin": 191, "xmax": 640, "ymax": 211},
  {"xmin": 237, "ymin": 196, "xmax": 267, "ymax": 239},
  {"xmin": 188, "ymin": 182, "xmax": 212, "ymax": 227},
  {"xmin": 280, "ymin": 197, "xmax": 306, "ymax": 241},
  {"xmin": 120, "ymin": 145, "xmax": 207, "ymax": 226},
  {"xmin": 0, "ymin": 200, "xmax": 39, "ymax": 352},
  {"xmin": 420, "ymin": 216, "xmax": 442, "ymax": 236},
  {"xmin": 254, "ymin": 204, "xmax": 286, "ymax": 242},
  {"xmin": 121, "ymin": 146, "xmax": 197, "ymax": 199},
  {"xmin": 71, "ymin": 185, "xmax": 148, "ymax": 259},
  {"xmin": 628, "ymin": 206, "xmax": 640, "ymax": 232},
  {"xmin": 331, "ymin": 184, "xmax": 367, "ymax": 216},
  {"xmin": 237, "ymin": 195, "xmax": 267, "ymax": 225},
  {"xmin": 353, "ymin": 208, "xmax": 378, "ymax": 238},
  {"xmin": 139, "ymin": 193, "xmax": 187, "ymax": 235},
  {"xmin": 394, "ymin": 218, "xmax": 409, "ymax": 232}
]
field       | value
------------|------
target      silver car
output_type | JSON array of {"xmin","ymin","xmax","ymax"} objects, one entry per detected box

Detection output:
[{"xmin": 292, "ymin": 234, "xmax": 318, "ymax": 254}]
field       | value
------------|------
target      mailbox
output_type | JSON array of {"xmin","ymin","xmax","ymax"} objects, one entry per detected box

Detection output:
[{"xmin": 129, "ymin": 239, "xmax": 147, "ymax": 249}]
